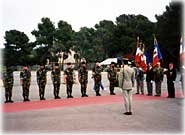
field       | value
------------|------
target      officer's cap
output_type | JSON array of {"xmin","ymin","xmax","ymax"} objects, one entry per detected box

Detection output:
[
  {"xmin": 123, "ymin": 59, "xmax": 129, "ymax": 65},
  {"xmin": 81, "ymin": 61, "xmax": 86, "ymax": 64},
  {"xmin": 23, "ymin": 63, "xmax": 28, "ymax": 67},
  {"xmin": 40, "ymin": 63, "xmax": 45, "ymax": 66},
  {"xmin": 111, "ymin": 62, "xmax": 115, "ymax": 65},
  {"xmin": 67, "ymin": 62, "xmax": 72, "ymax": 65},
  {"xmin": 55, "ymin": 63, "xmax": 59, "ymax": 66}
]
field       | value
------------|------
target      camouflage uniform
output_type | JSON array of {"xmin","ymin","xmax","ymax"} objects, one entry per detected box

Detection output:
[
  {"xmin": 153, "ymin": 66, "xmax": 164, "ymax": 96},
  {"xmin": 107, "ymin": 67, "xmax": 117, "ymax": 95},
  {"xmin": 3, "ymin": 68, "xmax": 14, "ymax": 103},
  {"xmin": 78, "ymin": 66, "xmax": 88, "ymax": 97},
  {"xmin": 51, "ymin": 68, "xmax": 61, "ymax": 99},
  {"xmin": 37, "ymin": 67, "xmax": 47, "ymax": 100},
  {"xmin": 20, "ymin": 69, "xmax": 31, "ymax": 101},
  {"xmin": 64, "ymin": 68, "xmax": 74, "ymax": 98},
  {"xmin": 93, "ymin": 66, "xmax": 102, "ymax": 96}
]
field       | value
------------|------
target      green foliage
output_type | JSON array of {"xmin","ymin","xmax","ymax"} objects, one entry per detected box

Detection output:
[
  {"xmin": 31, "ymin": 17, "xmax": 56, "ymax": 63},
  {"xmin": 4, "ymin": 30, "xmax": 33, "ymax": 65},
  {"xmin": 155, "ymin": 2, "xmax": 182, "ymax": 67},
  {"xmin": 55, "ymin": 20, "xmax": 73, "ymax": 52},
  {"xmin": 72, "ymin": 27, "xmax": 97, "ymax": 62}
]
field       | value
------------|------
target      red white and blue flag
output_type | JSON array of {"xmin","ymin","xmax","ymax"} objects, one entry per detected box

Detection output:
[
  {"xmin": 134, "ymin": 36, "xmax": 150, "ymax": 72},
  {"xmin": 135, "ymin": 37, "xmax": 142, "ymax": 64},
  {"xmin": 140, "ymin": 47, "xmax": 150, "ymax": 72},
  {"xmin": 153, "ymin": 37, "xmax": 162, "ymax": 66},
  {"xmin": 180, "ymin": 37, "xmax": 185, "ymax": 65}
]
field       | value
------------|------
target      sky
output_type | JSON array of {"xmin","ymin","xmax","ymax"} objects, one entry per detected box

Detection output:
[{"xmin": 1, "ymin": 0, "xmax": 174, "ymax": 48}]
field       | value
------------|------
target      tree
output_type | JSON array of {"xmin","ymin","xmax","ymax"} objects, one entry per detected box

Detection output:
[
  {"xmin": 31, "ymin": 17, "xmax": 56, "ymax": 64},
  {"xmin": 72, "ymin": 27, "xmax": 97, "ymax": 62},
  {"xmin": 94, "ymin": 20, "xmax": 116, "ymax": 58},
  {"xmin": 155, "ymin": 2, "xmax": 182, "ymax": 67},
  {"xmin": 54, "ymin": 20, "xmax": 74, "ymax": 70},
  {"xmin": 114, "ymin": 14, "xmax": 155, "ymax": 59},
  {"xmin": 4, "ymin": 30, "xmax": 32, "ymax": 65},
  {"xmin": 55, "ymin": 20, "xmax": 73, "ymax": 51}
]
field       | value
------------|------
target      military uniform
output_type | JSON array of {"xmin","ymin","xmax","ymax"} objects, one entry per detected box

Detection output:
[
  {"xmin": 78, "ymin": 65, "xmax": 88, "ymax": 97},
  {"xmin": 20, "ymin": 68, "xmax": 31, "ymax": 101},
  {"xmin": 3, "ymin": 68, "xmax": 14, "ymax": 103},
  {"xmin": 93, "ymin": 66, "xmax": 102, "ymax": 96},
  {"xmin": 153, "ymin": 66, "xmax": 164, "ymax": 96},
  {"xmin": 51, "ymin": 67, "xmax": 61, "ymax": 99},
  {"xmin": 64, "ymin": 66, "xmax": 74, "ymax": 98},
  {"xmin": 166, "ymin": 66, "xmax": 176, "ymax": 98},
  {"xmin": 135, "ymin": 67, "xmax": 144, "ymax": 94},
  {"xmin": 37, "ymin": 66, "xmax": 47, "ymax": 100},
  {"xmin": 107, "ymin": 66, "xmax": 117, "ymax": 95}
]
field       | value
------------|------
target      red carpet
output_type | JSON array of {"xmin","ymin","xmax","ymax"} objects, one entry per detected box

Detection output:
[{"xmin": 2, "ymin": 90, "xmax": 184, "ymax": 113}]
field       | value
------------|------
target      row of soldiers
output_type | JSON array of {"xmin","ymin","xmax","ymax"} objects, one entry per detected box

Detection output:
[{"xmin": 2, "ymin": 61, "xmax": 118, "ymax": 103}]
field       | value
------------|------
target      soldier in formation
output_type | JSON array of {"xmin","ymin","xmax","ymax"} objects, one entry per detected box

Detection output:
[
  {"xmin": 20, "ymin": 64, "xmax": 31, "ymax": 101},
  {"xmin": 107, "ymin": 62, "xmax": 117, "ymax": 95},
  {"xmin": 78, "ymin": 61, "xmax": 88, "ymax": 97},
  {"xmin": 3, "ymin": 66, "xmax": 14, "ymax": 103},
  {"xmin": 64, "ymin": 62, "xmax": 76, "ymax": 98},
  {"xmin": 37, "ymin": 63, "xmax": 47, "ymax": 100},
  {"xmin": 51, "ymin": 63, "xmax": 61, "ymax": 99},
  {"xmin": 92, "ymin": 62, "xmax": 102, "ymax": 96}
]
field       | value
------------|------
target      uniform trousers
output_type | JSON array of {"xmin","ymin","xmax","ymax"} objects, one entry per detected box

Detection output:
[
  {"xmin": 122, "ymin": 89, "xmax": 132, "ymax": 112},
  {"xmin": 155, "ymin": 81, "xmax": 161, "ymax": 96},
  {"xmin": 22, "ymin": 82, "xmax": 30, "ymax": 99},
  {"xmin": 167, "ymin": 81, "xmax": 175, "ymax": 98},
  {"xmin": 146, "ymin": 81, "xmax": 153, "ymax": 95}
]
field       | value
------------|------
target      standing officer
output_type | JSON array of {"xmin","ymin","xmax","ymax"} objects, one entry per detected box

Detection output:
[
  {"xmin": 51, "ymin": 63, "xmax": 61, "ymax": 99},
  {"xmin": 165, "ymin": 62, "xmax": 177, "ymax": 98},
  {"xmin": 92, "ymin": 62, "xmax": 102, "ymax": 96},
  {"xmin": 64, "ymin": 62, "xmax": 76, "ymax": 98},
  {"xmin": 107, "ymin": 62, "xmax": 117, "ymax": 95},
  {"xmin": 146, "ymin": 63, "xmax": 154, "ymax": 96},
  {"xmin": 119, "ymin": 60, "xmax": 135, "ymax": 115},
  {"xmin": 78, "ymin": 61, "xmax": 88, "ymax": 97},
  {"xmin": 37, "ymin": 63, "xmax": 47, "ymax": 100},
  {"xmin": 153, "ymin": 62, "xmax": 164, "ymax": 96},
  {"xmin": 20, "ymin": 64, "xmax": 31, "ymax": 102},
  {"xmin": 3, "ymin": 66, "xmax": 14, "ymax": 103},
  {"xmin": 135, "ymin": 64, "xmax": 144, "ymax": 95}
]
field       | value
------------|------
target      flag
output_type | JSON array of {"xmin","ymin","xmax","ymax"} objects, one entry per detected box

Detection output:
[
  {"xmin": 144, "ymin": 48, "xmax": 150, "ymax": 65},
  {"xmin": 153, "ymin": 37, "xmax": 162, "ymax": 66},
  {"xmin": 140, "ymin": 48, "xmax": 150, "ymax": 72},
  {"xmin": 134, "ymin": 36, "xmax": 142, "ymax": 64},
  {"xmin": 135, "ymin": 47, "xmax": 142, "ymax": 64},
  {"xmin": 180, "ymin": 37, "xmax": 185, "ymax": 65}
]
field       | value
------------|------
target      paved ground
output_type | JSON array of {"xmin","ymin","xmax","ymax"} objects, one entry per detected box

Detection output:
[{"xmin": 1, "ymin": 71, "xmax": 184, "ymax": 134}]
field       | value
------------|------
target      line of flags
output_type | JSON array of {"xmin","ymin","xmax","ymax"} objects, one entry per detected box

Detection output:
[
  {"xmin": 134, "ymin": 35, "xmax": 184, "ymax": 72},
  {"xmin": 134, "ymin": 36, "xmax": 163, "ymax": 72}
]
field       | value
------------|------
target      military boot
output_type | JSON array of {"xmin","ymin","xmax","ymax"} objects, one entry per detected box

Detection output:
[
  {"xmin": 9, "ymin": 97, "xmax": 14, "ymax": 103},
  {"xmin": 5, "ymin": 96, "xmax": 9, "ymax": 103},
  {"xmin": 96, "ymin": 91, "xmax": 101, "ymax": 96}
]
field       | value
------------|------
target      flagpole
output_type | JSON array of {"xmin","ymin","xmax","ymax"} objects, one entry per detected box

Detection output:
[{"xmin": 153, "ymin": 34, "xmax": 164, "ymax": 67}]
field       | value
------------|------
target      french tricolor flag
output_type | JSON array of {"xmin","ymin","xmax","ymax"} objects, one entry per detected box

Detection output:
[
  {"xmin": 153, "ymin": 37, "xmax": 162, "ymax": 66},
  {"xmin": 134, "ymin": 36, "xmax": 142, "ymax": 64},
  {"xmin": 180, "ymin": 37, "xmax": 185, "ymax": 65}
]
